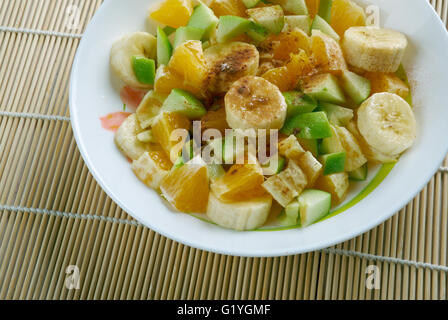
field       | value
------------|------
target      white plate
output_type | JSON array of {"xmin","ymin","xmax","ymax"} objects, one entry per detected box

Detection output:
[{"xmin": 70, "ymin": 0, "xmax": 448, "ymax": 257}]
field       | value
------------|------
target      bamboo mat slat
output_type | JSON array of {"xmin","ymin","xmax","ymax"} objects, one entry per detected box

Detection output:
[{"xmin": 0, "ymin": 0, "xmax": 447, "ymax": 300}]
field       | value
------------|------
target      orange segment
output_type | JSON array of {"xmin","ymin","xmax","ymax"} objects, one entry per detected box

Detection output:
[
  {"xmin": 160, "ymin": 163, "xmax": 209, "ymax": 213},
  {"xmin": 168, "ymin": 40, "xmax": 209, "ymax": 92},
  {"xmin": 261, "ymin": 29, "xmax": 311, "ymax": 62},
  {"xmin": 262, "ymin": 50, "xmax": 312, "ymax": 91},
  {"xmin": 310, "ymin": 30, "xmax": 347, "ymax": 75},
  {"xmin": 305, "ymin": 0, "xmax": 320, "ymax": 17},
  {"xmin": 364, "ymin": 72, "xmax": 410, "ymax": 100},
  {"xmin": 154, "ymin": 65, "xmax": 200, "ymax": 96},
  {"xmin": 211, "ymin": 164, "xmax": 266, "ymax": 202},
  {"xmin": 210, "ymin": 0, "xmax": 247, "ymax": 17},
  {"xmin": 151, "ymin": 111, "xmax": 191, "ymax": 162},
  {"xmin": 330, "ymin": 0, "xmax": 366, "ymax": 38},
  {"xmin": 149, "ymin": 149, "xmax": 173, "ymax": 171},
  {"xmin": 149, "ymin": 0, "xmax": 194, "ymax": 28}
]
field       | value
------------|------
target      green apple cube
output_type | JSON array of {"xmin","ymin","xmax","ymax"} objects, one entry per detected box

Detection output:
[
  {"xmin": 202, "ymin": 40, "xmax": 211, "ymax": 50},
  {"xmin": 187, "ymin": 3, "xmax": 219, "ymax": 40},
  {"xmin": 297, "ymin": 137, "xmax": 319, "ymax": 157},
  {"xmin": 284, "ymin": 15, "xmax": 312, "ymax": 34},
  {"xmin": 311, "ymin": 15, "xmax": 339, "ymax": 41},
  {"xmin": 283, "ymin": 91, "xmax": 317, "ymax": 118},
  {"xmin": 320, "ymin": 126, "xmax": 343, "ymax": 154},
  {"xmin": 341, "ymin": 70, "xmax": 371, "ymax": 104},
  {"xmin": 161, "ymin": 89, "xmax": 206, "ymax": 119},
  {"xmin": 281, "ymin": 111, "xmax": 332, "ymax": 139},
  {"xmin": 317, "ymin": 102, "xmax": 354, "ymax": 126},
  {"xmin": 298, "ymin": 189, "xmax": 332, "ymax": 227},
  {"xmin": 246, "ymin": 21, "xmax": 269, "ymax": 42},
  {"xmin": 349, "ymin": 163, "xmax": 368, "ymax": 181},
  {"xmin": 247, "ymin": 5, "xmax": 285, "ymax": 34},
  {"xmin": 131, "ymin": 56, "xmax": 155, "ymax": 85},
  {"xmin": 261, "ymin": 155, "xmax": 286, "ymax": 174},
  {"xmin": 318, "ymin": 0, "xmax": 333, "ymax": 23},
  {"xmin": 162, "ymin": 26, "xmax": 176, "ymax": 36},
  {"xmin": 302, "ymin": 73, "xmax": 346, "ymax": 104},
  {"xmin": 242, "ymin": 0, "xmax": 261, "ymax": 8},
  {"xmin": 271, "ymin": 0, "xmax": 308, "ymax": 15},
  {"xmin": 216, "ymin": 15, "xmax": 252, "ymax": 43},
  {"xmin": 173, "ymin": 26, "xmax": 203, "ymax": 48},
  {"xmin": 321, "ymin": 152, "xmax": 346, "ymax": 175},
  {"xmin": 278, "ymin": 198, "xmax": 301, "ymax": 226},
  {"xmin": 157, "ymin": 27, "xmax": 173, "ymax": 66}
]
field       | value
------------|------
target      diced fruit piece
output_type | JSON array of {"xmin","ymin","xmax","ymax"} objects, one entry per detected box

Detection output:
[
  {"xmin": 262, "ymin": 50, "xmax": 312, "ymax": 91},
  {"xmin": 321, "ymin": 125, "xmax": 367, "ymax": 171},
  {"xmin": 206, "ymin": 191, "xmax": 272, "ymax": 230},
  {"xmin": 187, "ymin": 3, "xmax": 219, "ymax": 39},
  {"xmin": 131, "ymin": 56, "xmax": 156, "ymax": 85},
  {"xmin": 136, "ymin": 90, "xmax": 165, "ymax": 128},
  {"xmin": 154, "ymin": 65, "xmax": 200, "ymax": 96},
  {"xmin": 221, "ymin": 134, "xmax": 247, "ymax": 164},
  {"xmin": 211, "ymin": 163, "xmax": 266, "ymax": 201},
  {"xmin": 216, "ymin": 15, "xmax": 252, "ymax": 42},
  {"xmin": 247, "ymin": 5, "xmax": 285, "ymax": 34},
  {"xmin": 314, "ymin": 171, "xmax": 348, "ymax": 204},
  {"xmin": 317, "ymin": 102, "xmax": 353, "ymax": 126},
  {"xmin": 330, "ymin": 0, "xmax": 366, "ymax": 38},
  {"xmin": 298, "ymin": 189, "xmax": 331, "ymax": 227},
  {"xmin": 317, "ymin": 0, "xmax": 332, "ymax": 23},
  {"xmin": 348, "ymin": 163, "xmax": 368, "ymax": 181},
  {"xmin": 310, "ymin": 29, "xmax": 346, "ymax": 75},
  {"xmin": 281, "ymin": 111, "xmax": 332, "ymax": 139},
  {"xmin": 150, "ymin": 0, "xmax": 194, "ymax": 28},
  {"xmin": 136, "ymin": 130, "xmax": 156, "ymax": 143},
  {"xmin": 311, "ymin": 15, "xmax": 339, "ymax": 40},
  {"xmin": 272, "ymin": 0, "xmax": 309, "ymax": 15},
  {"xmin": 320, "ymin": 151, "xmax": 346, "ymax": 175},
  {"xmin": 114, "ymin": 114, "xmax": 150, "ymax": 160},
  {"xmin": 261, "ymin": 155, "xmax": 286, "ymax": 175},
  {"xmin": 262, "ymin": 160, "xmax": 308, "ymax": 207},
  {"xmin": 302, "ymin": 73, "xmax": 346, "ymax": 104},
  {"xmin": 161, "ymin": 88, "xmax": 206, "ymax": 119},
  {"xmin": 120, "ymin": 86, "xmax": 147, "ymax": 109},
  {"xmin": 132, "ymin": 150, "xmax": 171, "ymax": 189},
  {"xmin": 242, "ymin": 0, "xmax": 260, "ymax": 8},
  {"xmin": 173, "ymin": 26, "xmax": 203, "ymax": 48},
  {"xmin": 298, "ymin": 151, "xmax": 322, "ymax": 185},
  {"xmin": 172, "ymin": 156, "xmax": 185, "ymax": 169},
  {"xmin": 163, "ymin": 26, "xmax": 176, "ymax": 36},
  {"xmin": 297, "ymin": 137, "xmax": 319, "ymax": 157},
  {"xmin": 246, "ymin": 21, "xmax": 269, "ymax": 42},
  {"xmin": 200, "ymin": 107, "xmax": 229, "ymax": 134},
  {"xmin": 157, "ymin": 27, "xmax": 173, "ymax": 66},
  {"xmin": 341, "ymin": 70, "xmax": 371, "ymax": 104},
  {"xmin": 160, "ymin": 160, "xmax": 209, "ymax": 213},
  {"xmin": 305, "ymin": 0, "xmax": 320, "ymax": 17},
  {"xmin": 101, "ymin": 112, "xmax": 131, "ymax": 132},
  {"xmin": 283, "ymin": 92, "xmax": 317, "ymax": 118},
  {"xmin": 151, "ymin": 111, "xmax": 191, "ymax": 162},
  {"xmin": 364, "ymin": 72, "xmax": 410, "ymax": 100},
  {"xmin": 278, "ymin": 135, "xmax": 305, "ymax": 161},
  {"xmin": 283, "ymin": 15, "xmax": 312, "ymax": 34},
  {"xmin": 210, "ymin": 0, "xmax": 248, "ymax": 17},
  {"xmin": 207, "ymin": 163, "xmax": 226, "ymax": 180},
  {"xmin": 278, "ymin": 199, "xmax": 300, "ymax": 226},
  {"xmin": 168, "ymin": 40, "xmax": 209, "ymax": 90}
]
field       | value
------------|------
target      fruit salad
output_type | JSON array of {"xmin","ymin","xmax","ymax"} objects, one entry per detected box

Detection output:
[{"xmin": 109, "ymin": 0, "xmax": 416, "ymax": 231}]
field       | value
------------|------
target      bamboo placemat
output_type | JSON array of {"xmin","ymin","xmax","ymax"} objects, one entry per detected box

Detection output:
[{"xmin": 0, "ymin": 0, "xmax": 447, "ymax": 300}]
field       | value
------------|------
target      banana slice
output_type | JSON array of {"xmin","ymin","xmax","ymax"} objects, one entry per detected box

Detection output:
[
  {"xmin": 131, "ymin": 151, "xmax": 169, "ymax": 190},
  {"xmin": 357, "ymin": 92, "xmax": 416, "ymax": 158},
  {"xmin": 206, "ymin": 192, "xmax": 272, "ymax": 231},
  {"xmin": 225, "ymin": 76, "xmax": 287, "ymax": 130},
  {"xmin": 110, "ymin": 32, "xmax": 157, "ymax": 89},
  {"xmin": 115, "ymin": 114, "xmax": 150, "ymax": 160},
  {"xmin": 205, "ymin": 42, "xmax": 259, "ymax": 94},
  {"xmin": 342, "ymin": 26, "xmax": 407, "ymax": 73}
]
